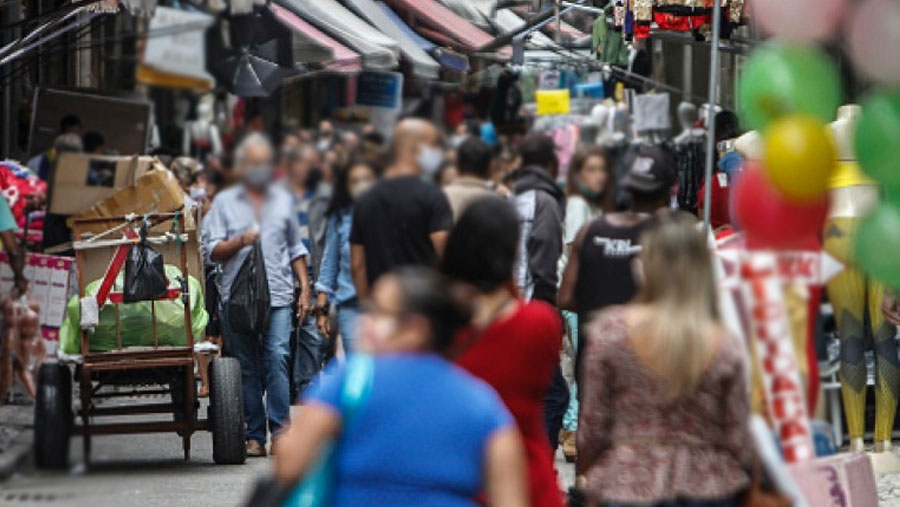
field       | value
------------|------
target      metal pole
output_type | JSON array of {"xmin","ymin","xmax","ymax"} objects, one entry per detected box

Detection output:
[{"xmin": 702, "ymin": 0, "xmax": 723, "ymax": 232}]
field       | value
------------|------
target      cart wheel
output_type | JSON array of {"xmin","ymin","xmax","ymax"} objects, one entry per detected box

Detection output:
[
  {"xmin": 210, "ymin": 357, "xmax": 246, "ymax": 465},
  {"xmin": 34, "ymin": 362, "xmax": 72, "ymax": 470}
]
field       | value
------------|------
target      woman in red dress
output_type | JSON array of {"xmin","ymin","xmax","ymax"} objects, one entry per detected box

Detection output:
[{"xmin": 443, "ymin": 197, "xmax": 566, "ymax": 507}]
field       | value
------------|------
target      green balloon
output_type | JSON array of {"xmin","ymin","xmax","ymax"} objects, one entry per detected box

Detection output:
[
  {"xmin": 854, "ymin": 202, "xmax": 900, "ymax": 289},
  {"xmin": 856, "ymin": 90, "xmax": 900, "ymax": 193},
  {"xmin": 738, "ymin": 44, "xmax": 842, "ymax": 131}
]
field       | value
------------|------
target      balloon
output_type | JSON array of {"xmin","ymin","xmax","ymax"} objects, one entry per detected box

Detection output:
[
  {"xmin": 855, "ymin": 90, "xmax": 900, "ymax": 192},
  {"xmin": 763, "ymin": 115, "xmax": 836, "ymax": 201},
  {"xmin": 848, "ymin": 0, "xmax": 900, "ymax": 85},
  {"xmin": 738, "ymin": 45, "xmax": 842, "ymax": 131},
  {"xmin": 854, "ymin": 202, "xmax": 900, "ymax": 289},
  {"xmin": 752, "ymin": 0, "xmax": 847, "ymax": 43},
  {"xmin": 733, "ymin": 166, "xmax": 829, "ymax": 249}
]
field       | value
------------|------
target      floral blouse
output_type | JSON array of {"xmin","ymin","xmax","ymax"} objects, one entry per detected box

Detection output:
[{"xmin": 578, "ymin": 307, "xmax": 752, "ymax": 505}]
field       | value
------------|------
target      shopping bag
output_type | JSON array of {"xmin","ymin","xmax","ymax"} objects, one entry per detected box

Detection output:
[
  {"xmin": 282, "ymin": 354, "xmax": 374, "ymax": 507},
  {"xmin": 228, "ymin": 240, "xmax": 270, "ymax": 338},
  {"xmin": 123, "ymin": 229, "xmax": 168, "ymax": 303}
]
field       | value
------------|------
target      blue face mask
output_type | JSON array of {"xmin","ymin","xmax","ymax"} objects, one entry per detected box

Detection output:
[
  {"xmin": 578, "ymin": 179, "xmax": 604, "ymax": 201},
  {"xmin": 243, "ymin": 165, "xmax": 274, "ymax": 190}
]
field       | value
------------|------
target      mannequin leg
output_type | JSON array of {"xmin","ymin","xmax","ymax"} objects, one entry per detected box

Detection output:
[
  {"xmin": 825, "ymin": 218, "xmax": 869, "ymax": 447},
  {"xmin": 869, "ymin": 280, "xmax": 900, "ymax": 449}
]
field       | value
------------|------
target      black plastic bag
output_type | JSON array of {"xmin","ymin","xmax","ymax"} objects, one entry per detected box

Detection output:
[
  {"xmin": 123, "ymin": 235, "xmax": 169, "ymax": 303},
  {"xmin": 228, "ymin": 240, "xmax": 270, "ymax": 338}
]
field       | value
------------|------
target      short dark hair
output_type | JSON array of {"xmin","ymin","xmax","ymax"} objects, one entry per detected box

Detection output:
[
  {"xmin": 518, "ymin": 133, "xmax": 557, "ymax": 171},
  {"xmin": 82, "ymin": 131, "xmax": 105, "ymax": 153},
  {"xmin": 59, "ymin": 114, "xmax": 82, "ymax": 134},
  {"xmin": 456, "ymin": 137, "xmax": 492, "ymax": 178},
  {"xmin": 389, "ymin": 267, "xmax": 471, "ymax": 353},
  {"xmin": 442, "ymin": 198, "xmax": 520, "ymax": 293}
]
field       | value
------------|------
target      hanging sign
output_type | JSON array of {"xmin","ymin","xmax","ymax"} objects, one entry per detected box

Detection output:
[
  {"xmin": 142, "ymin": 7, "xmax": 214, "ymax": 83},
  {"xmin": 355, "ymin": 71, "xmax": 403, "ymax": 109},
  {"xmin": 536, "ymin": 89, "xmax": 570, "ymax": 116}
]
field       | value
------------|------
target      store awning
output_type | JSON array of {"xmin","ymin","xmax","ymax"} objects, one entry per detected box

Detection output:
[
  {"xmin": 270, "ymin": 4, "xmax": 362, "ymax": 73},
  {"xmin": 374, "ymin": 1, "xmax": 469, "ymax": 73},
  {"xmin": 344, "ymin": 0, "xmax": 440, "ymax": 80},
  {"xmin": 276, "ymin": 0, "xmax": 398, "ymax": 70},
  {"xmin": 382, "ymin": 0, "xmax": 500, "ymax": 54}
]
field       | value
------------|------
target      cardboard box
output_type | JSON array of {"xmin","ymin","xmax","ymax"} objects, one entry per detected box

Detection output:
[
  {"xmin": 48, "ymin": 153, "xmax": 156, "ymax": 215},
  {"xmin": 67, "ymin": 168, "xmax": 186, "ymax": 233}
]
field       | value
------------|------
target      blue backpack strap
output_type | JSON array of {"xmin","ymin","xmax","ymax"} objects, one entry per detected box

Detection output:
[{"xmin": 339, "ymin": 354, "xmax": 374, "ymax": 428}]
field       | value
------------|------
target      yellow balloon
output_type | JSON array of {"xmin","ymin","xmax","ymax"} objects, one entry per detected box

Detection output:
[{"xmin": 763, "ymin": 115, "xmax": 836, "ymax": 201}]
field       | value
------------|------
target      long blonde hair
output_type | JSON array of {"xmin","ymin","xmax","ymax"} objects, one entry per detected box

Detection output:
[{"xmin": 635, "ymin": 211, "xmax": 721, "ymax": 399}]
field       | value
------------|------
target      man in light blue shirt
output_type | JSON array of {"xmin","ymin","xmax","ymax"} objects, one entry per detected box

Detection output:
[{"xmin": 202, "ymin": 133, "xmax": 312, "ymax": 457}]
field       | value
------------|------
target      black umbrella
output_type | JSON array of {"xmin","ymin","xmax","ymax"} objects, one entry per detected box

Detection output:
[{"xmin": 206, "ymin": 7, "xmax": 294, "ymax": 97}]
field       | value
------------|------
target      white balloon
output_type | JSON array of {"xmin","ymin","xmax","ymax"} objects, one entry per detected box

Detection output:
[
  {"xmin": 751, "ymin": 0, "xmax": 847, "ymax": 43},
  {"xmin": 849, "ymin": 0, "xmax": 900, "ymax": 85}
]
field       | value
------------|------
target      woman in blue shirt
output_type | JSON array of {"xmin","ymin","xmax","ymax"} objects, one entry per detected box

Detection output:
[
  {"xmin": 314, "ymin": 160, "xmax": 377, "ymax": 354},
  {"xmin": 275, "ymin": 267, "xmax": 529, "ymax": 507}
]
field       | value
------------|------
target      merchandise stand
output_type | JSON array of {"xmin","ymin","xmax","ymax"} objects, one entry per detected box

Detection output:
[{"xmin": 32, "ymin": 213, "xmax": 245, "ymax": 468}]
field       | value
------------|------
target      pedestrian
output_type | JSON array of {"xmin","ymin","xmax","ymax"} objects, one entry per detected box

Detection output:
[
  {"xmin": 314, "ymin": 159, "xmax": 377, "ymax": 355},
  {"xmin": 274, "ymin": 267, "xmax": 529, "ymax": 507},
  {"xmin": 559, "ymin": 145, "xmax": 675, "ymax": 384},
  {"xmin": 349, "ymin": 118, "xmax": 453, "ymax": 301},
  {"xmin": 285, "ymin": 145, "xmax": 331, "ymax": 396},
  {"xmin": 435, "ymin": 161, "xmax": 459, "ymax": 188},
  {"xmin": 558, "ymin": 146, "xmax": 612, "ymax": 463},
  {"xmin": 443, "ymin": 137, "xmax": 500, "ymax": 221},
  {"xmin": 577, "ymin": 211, "xmax": 753, "ymax": 507},
  {"xmin": 203, "ymin": 133, "xmax": 312, "ymax": 457},
  {"xmin": 510, "ymin": 132, "xmax": 568, "ymax": 452},
  {"xmin": 443, "ymin": 198, "xmax": 566, "ymax": 507}
]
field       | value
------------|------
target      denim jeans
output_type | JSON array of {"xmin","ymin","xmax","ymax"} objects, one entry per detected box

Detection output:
[
  {"xmin": 544, "ymin": 364, "xmax": 570, "ymax": 451},
  {"xmin": 293, "ymin": 315, "xmax": 326, "ymax": 400},
  {"xmin": 336, "ymin": 299, "xmax": 361, "ymax": 355},
  {"xmin": 222, "ymin": 305, "xmax": 292, "ymax": 445},
  {"xmin": 563, "ymin": 310, "xmax": 580, "ymax": 431}
]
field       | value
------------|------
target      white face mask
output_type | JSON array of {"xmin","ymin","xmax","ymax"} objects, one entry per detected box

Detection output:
[
  {"xmin": 190, "ymin": 186, "xmax": 207, "ymax": 201},
  {"xmin": 418, "ymin": 145, "xmax": 444, "ymax": 176},
  {"xmin": 349, "ymin": 180, "xmax": 373, "ymax": 200}
]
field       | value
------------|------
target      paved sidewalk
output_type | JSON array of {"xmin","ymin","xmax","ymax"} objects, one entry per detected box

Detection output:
[{"xmin": 0, "ymin": 399, "xmax": 34, "ymax": 482}]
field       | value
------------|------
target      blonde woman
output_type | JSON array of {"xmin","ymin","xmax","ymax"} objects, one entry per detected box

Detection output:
[{"xmin": 577, "ymin": 212, "xmax": 753, "ymax": 507}]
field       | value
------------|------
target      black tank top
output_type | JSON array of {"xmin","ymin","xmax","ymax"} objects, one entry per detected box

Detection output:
[{"xmin": 574, "ymin": 215, "xmax": 648, "ymax": 323}]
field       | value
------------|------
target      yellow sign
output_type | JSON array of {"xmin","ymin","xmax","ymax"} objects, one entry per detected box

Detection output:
[{"xmin": 536, "ymin": 89, "xmax": 571, "ymax": 116}]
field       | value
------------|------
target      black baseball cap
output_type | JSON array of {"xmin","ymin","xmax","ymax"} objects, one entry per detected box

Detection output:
[{"xmin": 619, "ymin": 145, "xmax": 675, "ymax": 195}]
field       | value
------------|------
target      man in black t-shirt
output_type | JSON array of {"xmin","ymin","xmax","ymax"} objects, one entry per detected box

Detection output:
[
  {"xmin": 558, "ymin": 145, "xmax": 676, "ymax": 384},
  {"xmin": 350, "ymin": 118, "xmax": 453, "ymax": 300}
]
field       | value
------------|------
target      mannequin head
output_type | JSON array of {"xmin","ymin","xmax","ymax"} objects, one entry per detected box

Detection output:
[
  {"xmin": 197, "ymin": 94, "xmax": 215, "ymax": 124},
  {"xmin": 831, "ymin": 104, "xmax": 862, "ymax": 162},
  {"xmin": 677, "ymin": 102, "xmax": 698, "ymax": 132},
  {"xmin": 591, "ymin": 103, "xmax": 612, "ymax": 127}
]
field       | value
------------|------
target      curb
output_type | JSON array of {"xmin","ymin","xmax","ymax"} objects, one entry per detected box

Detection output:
[{"xmin": 0, "ymin": 429, "xmax": 32, "ymax": 482}]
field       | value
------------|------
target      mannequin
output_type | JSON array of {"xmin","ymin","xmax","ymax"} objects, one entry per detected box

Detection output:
[
  {"xmin": 674, "ymin": 102, "xmax": 704, "ymax": 143},
  {"xmin": 591, "ymin": 103, "xmax": 627, "ymax": 146},
  {"xmin": 183, "ymin": 94, "xmax": 223, "ymax": 159},
  {"xmin": 824, "ymin": 104, "xmax": 898, "ymax": 453}
]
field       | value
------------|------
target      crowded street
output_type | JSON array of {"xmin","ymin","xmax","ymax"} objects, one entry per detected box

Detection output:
[{"xmin": 2, "ymin": 0, "xmax": 900, "ymax": 506}]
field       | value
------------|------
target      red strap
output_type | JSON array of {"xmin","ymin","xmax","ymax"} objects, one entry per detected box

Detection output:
[
  {"xmin": 107, "ymin": 288, "xmax": 181, "ymax": 304},
  {"xmin": 94, "ymin": 227, "xmax": 138, "ymax": 306}
]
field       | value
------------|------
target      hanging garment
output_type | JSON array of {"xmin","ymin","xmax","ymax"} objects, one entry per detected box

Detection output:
[
  {"xmin": 632, "ymin": 93, "xmax": 671, "ymax": 132},
  {"xmin": 592, "ymin": 7, "xmax": 628, "ymax": 68}
]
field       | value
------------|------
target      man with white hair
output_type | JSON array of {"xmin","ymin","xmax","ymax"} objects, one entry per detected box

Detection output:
[{"xmin": 203, "ymin": 133, "xmax": 313, "ymax": 457}]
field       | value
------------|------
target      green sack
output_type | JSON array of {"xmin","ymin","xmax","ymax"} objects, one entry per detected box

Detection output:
[{"xmin": 59, "ymin": 264, "xmax": 208, "ymax": 354}]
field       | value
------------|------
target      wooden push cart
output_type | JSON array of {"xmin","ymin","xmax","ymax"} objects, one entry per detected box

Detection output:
[{"xmin": 33, "ymin": 213, "xmax": 245, "ymax": 468}]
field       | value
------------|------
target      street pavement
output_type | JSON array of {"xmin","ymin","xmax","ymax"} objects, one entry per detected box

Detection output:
[
  {"xmin": 0, "ymin": 397, "xmax": 269, "ymax": 507},
  {"xmin": 0, "ymin": 397, "xmax": 575, "ymax": 507}
]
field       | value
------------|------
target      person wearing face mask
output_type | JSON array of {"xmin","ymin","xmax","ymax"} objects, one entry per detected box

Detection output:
[
  {"xmin": 557, "ymin": 146, "xmax": 612, "ymax": 463},
  {"xmin": 314, "ymin": 160, "xmax": 378, "ymax": 355},
  {"xmin": 349, "ymin": 118, "xmax": 454, "ymax": 301},
  {"xmin": 274, "ymin": 267, "xmax": 529, "ymax": 507},
  {"xmin": 317, "ymin": 120, "xmax": 335, "ymax": 152},
  {"xmin": 202, "ymin": 133, "xmax": 313, "ymax": 457},
  {"xmin": 285, "ymin": 144, "xmax": 333, "ymax": 398}
]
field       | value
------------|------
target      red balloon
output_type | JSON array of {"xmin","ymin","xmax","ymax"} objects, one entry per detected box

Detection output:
[{"xmin": 733, "ymin": 166, "xmax": 829, "ymax": 249}]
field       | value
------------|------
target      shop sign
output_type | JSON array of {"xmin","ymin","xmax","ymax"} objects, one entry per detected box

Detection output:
[
  {"xmin": 142, "ymin": 7, "xmax": 214, "ymax": 82},
  {"xmin": 740, "ymin": 252, "xmax": 815, "ymax": 463},
  {"xmin": 536, "ymin": 89, "xmax": 571, "ymax": 116},
  {"xmin": 355, "ymin": 72, "xmax": 403, "ymax": 109}
]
